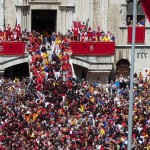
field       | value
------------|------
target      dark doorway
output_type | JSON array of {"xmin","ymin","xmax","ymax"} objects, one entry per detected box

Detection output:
[
  {"xmin": 73, "ymin": 64, "xmax": 88, "ymax": 80},
  {"xmin": 4, "ymin": 63, "xmax": 29, "ymax": 79},
  {"xmin": 116, "ymin": 59, "xmax": 130, "ymax": 78},
  {"xmin": 31, "ymin": 10, "xmax": 57, "ymax": 35}
]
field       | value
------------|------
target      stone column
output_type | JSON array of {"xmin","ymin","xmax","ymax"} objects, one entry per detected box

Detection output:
[
  {"xmin": 23, "ymin": 7, "xmax": 30, "ymax": 31},
  {"xmin": 103, "ymin": 0, "xmax": 109, "ymax": 32},
  {"xmin": 16, "ymin": 8, "xmax": 22, "ymax": 26},
  {"xmin": 93, "ymin": 0, "xmax": 109, "ymax": 32},
  {"xmin": 66, "ymin": 11, "xmax": 69, "ymax": 33},
  {"xmin": 22, "ymin": 9, "xmax": 25, "ymax": 31},
  {"xmin": 65, "ymin": 8, "xmax": 74, "ymax": 32},
  {"xmin": 62, "ymin": 11, "xmax": 66, "ymax": 34},
  {"xmin": 120, "ymin": 0, "xmax": 127, "ymax": 26},
  {"xmin": 26, "ymin": 8, "xmax": 30, "ymax": 31},
  {"xmin": 28, "ymin": 9, "xmax": 31, "ymax": 32},
  {"xmin": 0, "ymin": 0, "xmax": 4, "ymax": 30},
  {"xmin": 68, "ymin": 11, "xmax": 73, "ymax": 31},
  {"xmin": 57, "ymin": 8, "xmax": 61, "ymax": 34},
  {"xmin": 89, "ymin": 0, "xmax": 93, "ymax": 27}
]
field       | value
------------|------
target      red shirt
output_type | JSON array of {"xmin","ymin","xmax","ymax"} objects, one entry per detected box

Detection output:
[
  {"xmin": 16, "ymin": 25, "xmax": 21, "ymax": 36},
  {"xmin": 6, "ymin": 26, "xmax": 11, "ymax": 37},
  {"xmin": 73, "ymin": 28, "xmax": 79, "ymax": 36},
  {"xmin": 88, "ymin": 27, "xmax": 92, "ymax": 38},
  {"xmin": 92, "ymin": 35, "xmax": 96, "ymax": 41},
  {"xmin": 81, "ymin": 34, "xmax": 85, "ymax": 42},
  {"xmin": 97, "ymin": 30, "xmax": 101, "ymax": 37}
]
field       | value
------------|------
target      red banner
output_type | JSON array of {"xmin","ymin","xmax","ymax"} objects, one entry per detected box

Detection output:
[
  {"xmin": 0, "ymin": 42, "xmax": 26, "ymax": 55},
  {"xmin": 128, "ymin": 26, "xmax": 145, "ymax": 43},
  {"xmin": 70, "ymin": 42, "xmax": 115, "ymax": 55},
  {"xmin": 141, "ymin": 0, "xmax": 150, "ymax": 22},
  {"xmin": 73, "ymin": 21, "xmax": 81, "ymax": 28}
]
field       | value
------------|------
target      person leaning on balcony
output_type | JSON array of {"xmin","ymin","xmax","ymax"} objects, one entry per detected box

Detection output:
[
  {"xmin": 138, "ymin": 19, "xmax": 145, "ymax": 26},
  {"xmin": 72, "ymin": 26, "xmax": 79, "ymax": 41},
  {"xmin": 96, "ymin": 26, "xmax": 101, "ymax": 41},
  {"xmin": 80, "ymin": 32, "xmax": 85, "ymax": 42},
  {"xmin": 110, "ymin": 34, "xmax": 115, "ymax": 42},
  {"xmin": 92, "ymin": 32, "xmax": 96, "ymax": 42},
  {"xmin": 87, "ymin": 27, "xmax": 92, "ymax": 41}
]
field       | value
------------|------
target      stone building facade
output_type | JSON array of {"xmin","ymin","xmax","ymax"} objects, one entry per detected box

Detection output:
[{"xmin": 0, "ymin": 0, "xmax": 150, "ymax": 80}]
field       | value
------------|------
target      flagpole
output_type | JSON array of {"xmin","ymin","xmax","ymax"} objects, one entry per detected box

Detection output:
[{"xmin": 127, "ymin": 0, "xmax": 137, "ymax": 150}]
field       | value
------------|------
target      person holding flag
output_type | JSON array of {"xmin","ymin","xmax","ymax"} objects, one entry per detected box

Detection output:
[{"xmin": 72, "ymin": 22, "xmax": 79, "ymax": 41}]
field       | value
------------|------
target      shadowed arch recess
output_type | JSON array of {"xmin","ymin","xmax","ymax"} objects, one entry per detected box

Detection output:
[{"xmin": 116, "ymin": 59, "xmax": 130, "ymax": 78}]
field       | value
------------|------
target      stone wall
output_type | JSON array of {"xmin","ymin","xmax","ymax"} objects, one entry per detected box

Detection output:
[
  {"xmin": 0, "ymin": 0, "xmax": 4, "ymax": 30},
  {"xmin": 86, "ymin": 71, "xmax": 110, "ymax": 83},
  {"xmin": 93, "ymin": 0, "xmax": 109, "ymax": 32},
  {"xmin": 115, "ymin": 46, "xmax": 150, "ymax": 74},
  {"xmin": 0, "ymin": 55, "xmax": 29, "ymax": 71},
  {"xmin": 5, "ymin": 0, "xmax": 17, "ymax": 27}
]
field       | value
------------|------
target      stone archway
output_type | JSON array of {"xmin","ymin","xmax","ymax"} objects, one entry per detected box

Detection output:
[
  {"xmin": 4, "ymin": 62, "xmax": 29, "ymax": 79},
  {"xmin": 116, "ymin": 59, "xmax": 130, "ymax": 78},
  {"xmin": 73, "ymin": 64, "xmax": 88, "ymax": 80}
]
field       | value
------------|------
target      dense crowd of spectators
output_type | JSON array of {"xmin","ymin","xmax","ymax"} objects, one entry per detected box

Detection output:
[{"xmin": 0, "ymin": 27, "xmax": 150, "ymax": 150}]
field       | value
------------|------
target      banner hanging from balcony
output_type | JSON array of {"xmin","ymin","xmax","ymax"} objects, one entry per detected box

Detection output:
[
  {"xmin": 141, "ymin": 0, "xmax": 150, "ymax": 22},
  {"xmin": 0, "ymin": 42, "xmax": 26, "ymax": 55},
  {"xmin": 70, "ymin": 42, "xmax": 115, "ymax": 56},
  {"xmin": 128, "ymin": 26, "xmax": 145, "ymax": 43}
]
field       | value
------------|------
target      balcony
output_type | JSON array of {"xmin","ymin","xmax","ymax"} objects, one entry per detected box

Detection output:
[
  {"xmin": 70, "ymin": 42, "xmax": 115, "ymax": 56},
  {"xmin": 128, "ymin": 26, "xmax": 145, "ymax": 43},
  {"xmin": 0, "ymin": 42, "xmax": 26, "ymax": 56}
]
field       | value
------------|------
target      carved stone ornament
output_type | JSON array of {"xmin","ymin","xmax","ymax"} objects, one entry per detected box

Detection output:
[
  {"xmin": 0, "ymin": 46, "xmax": 4, "ymax": 52},
  {"xmin": 90, "ymin": 45, "xmax": 94, "ymax": 51}
]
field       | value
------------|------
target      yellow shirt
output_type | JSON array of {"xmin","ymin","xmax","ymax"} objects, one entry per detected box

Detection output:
[
  {"xmin": 58, "ymin": 54, "xmax": 62, "ymax": 59},
  {"xmin": 55, "ymin": 39, "xmax": 61, "ymax": 45},
  {"xmin": 90, "ymin": 97, "xmax": 95, "ymax": 103},
  {"xmin": 43, "ymin": 53, "xmax": 49, "ymax": 59},
  {"xmin": 102, "ymin": 36, "xmax": 110, "ymax": 42},
  {"xmin": 100, "ymin": 128, "xmax": 105, "ymax": 135}
]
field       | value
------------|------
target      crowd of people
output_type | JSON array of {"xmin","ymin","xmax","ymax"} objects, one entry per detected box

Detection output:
[
  {"xmin": 0, "ymin": 23, "xmax": 115, "ymax": 44},
  {"xmin": 0, "ymin": 24, "xmax": 21, "ymax": 41},
  {"xmin": 126, "ymin": 17, "xmax": 145, "ymax": 26},
  {"xmin": 70, "ymin": 25, "xmax": 115, "ymax": 42},
  {"xmin": 0, "ymin": 25, "xmax": 150, "ymax": 150}
]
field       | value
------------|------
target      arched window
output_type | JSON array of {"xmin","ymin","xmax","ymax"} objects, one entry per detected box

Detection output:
[{"xmin": 126, "ymin": 0, "xmax": 145, "ymax": 26}]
